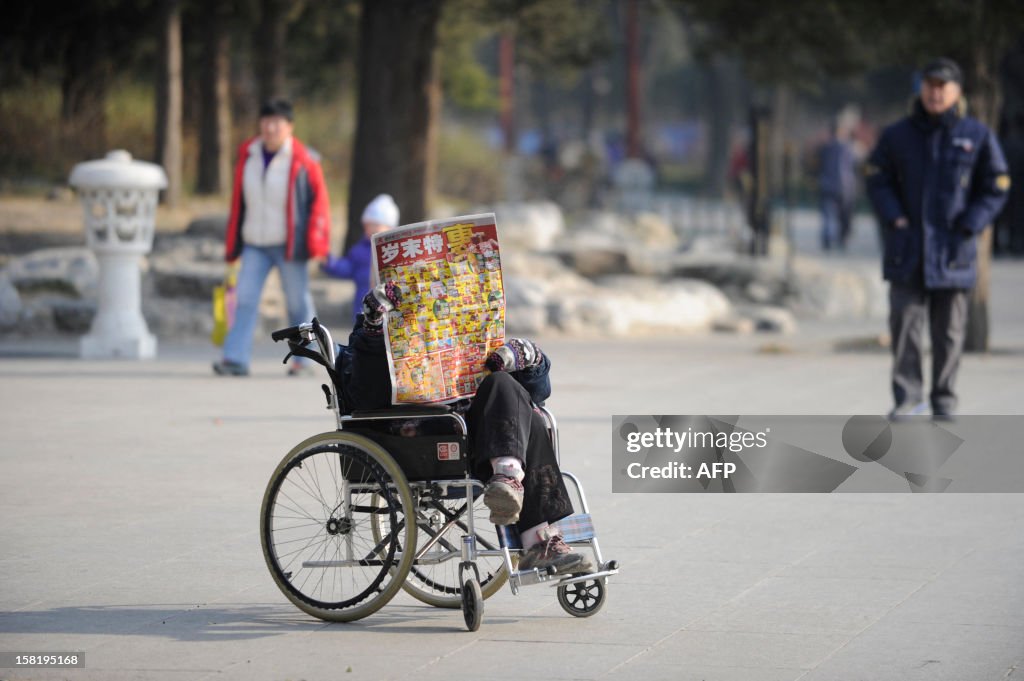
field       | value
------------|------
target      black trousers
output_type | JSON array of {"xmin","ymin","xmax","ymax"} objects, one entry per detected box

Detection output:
[
  {"xmin": 888, "ymin": 282, "xmax": 969, "ymax": 414},
  {"xmin": 467, "ymin": 372, "xmax": 573, "ymax": 532}
]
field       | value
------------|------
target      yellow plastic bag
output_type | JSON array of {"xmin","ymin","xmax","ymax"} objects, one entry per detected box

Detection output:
[{"xmin": 211, "ymin": 265, "xmax": 238, "ymax": 346}]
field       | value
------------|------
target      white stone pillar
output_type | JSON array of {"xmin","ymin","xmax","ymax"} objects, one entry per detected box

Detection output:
[{"xmin": 69, "ymin": 150, "xmax": 167, "ymax": 359}]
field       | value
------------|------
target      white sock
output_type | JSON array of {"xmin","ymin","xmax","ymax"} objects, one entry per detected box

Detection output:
[
  {"xmin": 520, "ymin": 522, "xmax": 550, "ymax": 550},
  {"xmin": 490, "ymin": 456, "xmax": 524, "ymax": 482}
]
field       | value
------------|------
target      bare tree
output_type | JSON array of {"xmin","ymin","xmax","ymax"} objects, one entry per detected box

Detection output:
[
  {"xmin": 255, "ymin": 0, "xmax": 290, "ymax": 102},
  {"xmin": 197, "ymin": 0, "xmax": 232, "ymax": 195},
  {"xmin": 346, "ymin": 0, "xmax": 443, "ymax": 252},
  {"xmin": 155, "ymin": 0, "xmax": 183, "ymax": 207}
]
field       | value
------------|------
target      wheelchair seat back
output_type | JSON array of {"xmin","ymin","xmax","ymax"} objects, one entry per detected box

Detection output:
[{"xmin": 342, "ymin": 408, "xmax": 468, "ymax": 482}]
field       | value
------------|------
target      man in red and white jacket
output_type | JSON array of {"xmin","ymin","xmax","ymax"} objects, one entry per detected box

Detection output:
[{"xmin": 214, "ymin": 98, "xmax": 331, "ymax": 377}]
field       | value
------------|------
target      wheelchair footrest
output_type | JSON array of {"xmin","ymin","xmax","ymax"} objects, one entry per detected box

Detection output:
[
  {"xmin": 552, "ymin": 513, "xmax": 595, "ymax": 542},
  {"xmin": 549, "ymin": 565, "xmax": 620, "ymax": 587}
]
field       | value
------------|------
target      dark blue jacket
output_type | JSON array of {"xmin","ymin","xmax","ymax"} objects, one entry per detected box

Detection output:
[{"xmin": 866, "ymin": 101, "xmax": 1010, "ymax": 288}]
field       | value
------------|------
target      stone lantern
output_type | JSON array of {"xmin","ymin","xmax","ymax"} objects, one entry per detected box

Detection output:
[{"xmin": 69, "ymin": 150, "xmax": 167, "ymax": 359}]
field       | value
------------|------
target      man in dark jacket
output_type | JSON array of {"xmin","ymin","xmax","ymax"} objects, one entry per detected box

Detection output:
[{"xmin": 866, "ymin": 58, "xmax": 1010, "ymax": 418}]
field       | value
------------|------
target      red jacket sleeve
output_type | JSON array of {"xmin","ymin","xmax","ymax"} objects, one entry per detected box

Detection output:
[
  {"xmin": 224, "ymin": 137, "xmax": 256, "ymax": 263},
  {"xmin": 304, "ymin": 156, "xmax": 331, "ymax": 259}
]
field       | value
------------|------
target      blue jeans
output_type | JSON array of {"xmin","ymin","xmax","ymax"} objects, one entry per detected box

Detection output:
[
  {"xmin": 223, "ymin": 245, "xmax": 315, "ymax": 368},
  {"xmin": 820, "ymin": 195, "xmax": 852, "ymax": 251}
]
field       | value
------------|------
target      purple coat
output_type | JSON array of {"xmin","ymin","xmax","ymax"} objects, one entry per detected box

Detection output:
[{"xmin": 321, "ymin": 237, "xmax": 373, "ymax": 323}]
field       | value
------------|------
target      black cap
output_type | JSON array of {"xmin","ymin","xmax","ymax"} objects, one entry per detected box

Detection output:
[
  {"xmin": 921, "ymin": 58, "xmax": 962, "ymax": 85},
  {"xmin": 259, "ymin": 98, "xmax": 294, "ymax": 121}
]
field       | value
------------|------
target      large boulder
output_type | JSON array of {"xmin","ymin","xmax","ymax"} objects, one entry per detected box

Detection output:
[
  {"xmin": 484, "ymin": 201, "xmax": 566, "ymax": 251},
  {"xmin": 0, "ymin": 275, "xmax": 22, "ymax": 330},
  {"xmin": 149, "ymin": 236, "xmax": 227, "ymax": 299},
  {"xmin": 4, "ymin": 247, "xmax": 98, "ymax": 298},
  {"xmin": 184, "ymin": 214, "xmax": 229, "ymax": 240}
]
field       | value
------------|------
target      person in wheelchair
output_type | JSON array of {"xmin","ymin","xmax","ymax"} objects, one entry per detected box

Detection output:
[{"xmin": 345, "ymin": 282, "xmax": 592, "ymax": 575}]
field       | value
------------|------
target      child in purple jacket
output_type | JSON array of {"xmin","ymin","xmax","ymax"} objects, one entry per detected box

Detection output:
[{"xmin": 321, "ymin": 194, "xmax": 399, "ymax": 323}]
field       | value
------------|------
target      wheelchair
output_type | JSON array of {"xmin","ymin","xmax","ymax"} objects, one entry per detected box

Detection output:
[{"xmin": 259, "ymin": 319, "xmax": 619, "ymax": 631}]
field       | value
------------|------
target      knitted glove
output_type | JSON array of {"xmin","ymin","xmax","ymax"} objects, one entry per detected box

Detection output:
[
  {"xmin": 485, "ymin": 338, "xmax": 542, "ymax": 373},
  {"xmin": 362, "ymin": 281, "xmax": 403, "ymax": 332}
]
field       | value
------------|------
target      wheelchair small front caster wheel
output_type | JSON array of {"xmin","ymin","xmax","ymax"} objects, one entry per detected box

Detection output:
[
  {"xmin": 557, "ymin": 576, "xmax": 605, "ymax": 618},
  {"xmin": 461, "ymin": 578, "xmax": 483, "ymax": 631}
]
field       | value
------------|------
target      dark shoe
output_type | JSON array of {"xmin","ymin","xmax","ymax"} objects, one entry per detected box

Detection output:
[
  {"xmin": 212, "ymin": 359, "xmax": 249, "ymax": 376},
  {"xmin": 932, "ymin": 412, "xmax": 956, "ymax": 422},
  {"xmin": 887, "ymin": 401, "xmax": 927, "ymax": 420},
  {"xmin": 483, "ymin": 474, "xmax": 524, "ymax": 525},
  {"xmin": 518, "ymin": 535, "xmax": 586, "ymax": 574}
]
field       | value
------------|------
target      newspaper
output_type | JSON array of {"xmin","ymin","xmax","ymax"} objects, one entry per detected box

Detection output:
[{"xmin": 371, "ymin": 213, "xmax": 505, "ymax": 404}]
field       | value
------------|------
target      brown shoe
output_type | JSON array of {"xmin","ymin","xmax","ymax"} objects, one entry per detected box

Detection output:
[
  {"xmin": 518, "ymin": 535, "xmax": 589, "ymax": 574},
  {"xmin": 483, "ymin": 474, "xmax": 524, "ymax": 525}
]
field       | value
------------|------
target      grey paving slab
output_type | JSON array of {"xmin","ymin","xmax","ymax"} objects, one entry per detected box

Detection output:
[
  {"xmin": 691, "ymin": 575, "xmax": 925, "ymax": 635},
  {"xmin": 799, "ymin": 620, "xmax": 1024, "ymax": 681},
  {"xmin": 624, "ymin": 629, "xmax": 854, "ymax": 670},
  {"xmin": 609, "ymin": 662, "xmax": 806, "ymax": 681}
]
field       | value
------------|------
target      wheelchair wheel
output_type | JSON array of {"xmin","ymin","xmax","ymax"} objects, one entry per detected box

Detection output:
[
  {"xmin": 557, "ymin": 576, "xmax": 606, "ymax": 618},
  {"xmin": 260, "ymin": 432, "xmax": 417, "ymax": 622},
  {"xmin": 461, "ymin": 577, "xmax": 483, "ymax": 632},
  {"xmin": 373, "ymin": 487, "xmax": 508, "ymax": 608}
]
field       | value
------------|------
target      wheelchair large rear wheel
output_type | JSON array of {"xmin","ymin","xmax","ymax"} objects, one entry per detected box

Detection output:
[
  {"xmin": 389, "ymin": 489, "xmax": 508, "ymax": 608},
  {"xmin": 260, "ymin": 432, "xmax": 417, "ymax": 622}
]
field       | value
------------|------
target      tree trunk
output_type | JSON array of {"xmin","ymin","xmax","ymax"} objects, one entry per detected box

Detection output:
[
  {"xmin": 962, "ymin": 36, "xmax": 1004, "ymax": 353},
  {"xmin": 423, "ymin": 45, "xmax": 443, "ymax": 214},
  {"xmin": 346, "ymin": 0, "xmax": 443, "ymax": 253},
  {"xmin": 255, "ymin": 0, "xmax": 290, "ymax": 102},
  {"xmin": 155, "ymin": 0, "xmax": 183, "ymax": 208},
  {"xmin": 500, "ymin": 32, "xmax": 517, "ymax": 153},
  {"xmin": 702, "ymin": 55, "xmax": 738, "ymax": 198},
  {"xmin": 60, "ymin": 13, "xmax": 108, "ymax": 158},
  {"xmin": 197, "ymin": 0, "xmax": 232, "ymax": 195},
  {"xmin": 624, "ymin": 0, "xmax": 641, "ymax": 159}
]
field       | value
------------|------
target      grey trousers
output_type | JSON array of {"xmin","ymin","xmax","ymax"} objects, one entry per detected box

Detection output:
[{"xmin": 888, "ymin": 282, "xmax": 969, "ymax": 414}]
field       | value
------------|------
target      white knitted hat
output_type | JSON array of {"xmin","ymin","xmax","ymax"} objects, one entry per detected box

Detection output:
[{"xmin": 361, "ymin": 194, "xmax": 400, "ymax": 228}]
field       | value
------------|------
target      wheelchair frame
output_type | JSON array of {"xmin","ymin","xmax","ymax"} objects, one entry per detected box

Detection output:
[{"xmin": 259, "ymin": 319, "xmax": 619, "ymax": 630}]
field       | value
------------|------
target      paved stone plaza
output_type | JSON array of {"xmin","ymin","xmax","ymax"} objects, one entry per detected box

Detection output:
[{"xmin": 2, "ymin": 258, "xmax": 1023, "ymax": 680}]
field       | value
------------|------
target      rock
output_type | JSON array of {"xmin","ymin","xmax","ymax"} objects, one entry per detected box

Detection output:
[
  {"xmin": 143, "ymin": 297, "xmax": 214, "ymax": 339},
  {"xmin": 184, "ymin": 214, "xmax": 229, "ymax": 240},
  {"xmin": 631, "ymin": 212, "xmax": 678, "ymax": 249},
  {"xmin": 559, "ymin": 246, "xmax": 630, "ymax": 278},
  {"xmin": 51, "ymin": 300, "xmax": 96, "ymax": 333},
  {"xmin": 737, "ymin": 305, "xmax": 798, "ymax": 334},
  {"xmin": 550, "ymin": 276, "xmax": 731, "ymax": 337},
  {"xmin": 150, "ymin": 260, "xmax": 227, "ymax": 300},
  {"xmin": 149, "ymin": 237, "xmax": 228, "ymax": 299},
  {"xmin": 4, "ymin": 248, "xmax": 98, "ymax": 298},
  {"xmin": 505, "ymin": 305, "xmax": 547, "ymax": 336},
  {"xmin": 713, "ymin": 315, "xmax": 756, "ymax": 334},
  {"xmin": 483, "ymin": 201, "xmax": 565, "ymax": 251},
  {"xmin": 0, "ymin": 275, "xmax": 22, "ymax": 329}
]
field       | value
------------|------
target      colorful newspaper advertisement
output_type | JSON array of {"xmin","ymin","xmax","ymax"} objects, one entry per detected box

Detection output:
[{"xmin": 371, "ymin": 213, "xmax": 505, "ymax": 404}]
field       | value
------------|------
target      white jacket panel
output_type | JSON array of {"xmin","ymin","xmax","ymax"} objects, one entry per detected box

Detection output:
[{"xmin": 241, "ymin": 137, "xmax": 293, "ymax": 247}]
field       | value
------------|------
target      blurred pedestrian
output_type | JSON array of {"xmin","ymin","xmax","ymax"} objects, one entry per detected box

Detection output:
[
  {"xmin": 321, "ymin": 193, "xmax": 400, "ymax": 325},
  {"xmin": 213, "ymin": 98, "xmax": 331, "ymax": 377},
  {"xmin": 818, "ymin": 122, "xmax": 858, "ymax": 251},
  {"xmin": 865, "ymin": 58, "xmax": 1010, "ymax": 418}
]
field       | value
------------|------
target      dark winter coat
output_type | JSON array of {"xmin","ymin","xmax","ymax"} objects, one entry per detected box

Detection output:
[{"xmin": 866, "ymin": 100, "xmax": 1010, "ymax": 288}]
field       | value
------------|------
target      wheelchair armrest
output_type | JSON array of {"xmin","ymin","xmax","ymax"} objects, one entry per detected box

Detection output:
[{"xmin": 348, "ymin": 405, "xmax": 453, "ymax": 420}]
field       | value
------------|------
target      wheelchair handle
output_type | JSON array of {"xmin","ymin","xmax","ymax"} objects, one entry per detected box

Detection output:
[{"xmin": 271, "ymin": 323, "xmax": 306, "ymax": 342}]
